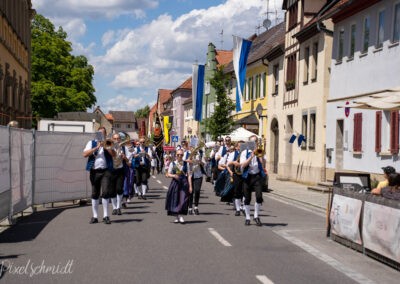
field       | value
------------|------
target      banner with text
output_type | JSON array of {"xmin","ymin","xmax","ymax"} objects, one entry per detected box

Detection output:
[
  {"xmin": 330, "ymin": 194, "xmax": 363, "ymax": 244},
  {"xmin": 362, "ymin": 201, "xmax": 400, "ymax": 262}
]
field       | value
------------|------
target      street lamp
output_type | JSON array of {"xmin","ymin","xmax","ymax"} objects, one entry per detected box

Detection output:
[{"xmin": 256, "ymin": 103, "xmax": 267, "ymax": 138}]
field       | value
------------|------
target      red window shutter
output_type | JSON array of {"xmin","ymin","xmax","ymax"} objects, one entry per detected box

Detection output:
[
  {"xmin": 375, "ymin": 111, "xmax": 382, "ymax": 153},
  {"xmin": 390, "ymin": 110, "xmax": 399, "ymax": 154},
  {"xmin": 353, "ymin": 113, "xmax": 362, "ymax": 152}
]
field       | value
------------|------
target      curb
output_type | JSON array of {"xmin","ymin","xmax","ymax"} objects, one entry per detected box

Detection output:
[{"xmin": 266, "ymin": 192, "xmax": 327, "ymax": 215}]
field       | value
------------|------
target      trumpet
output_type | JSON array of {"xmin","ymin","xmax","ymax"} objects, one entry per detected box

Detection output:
[
  {"xmin": 254, "ymin": 138, "xmax": 265, "ymax": 158},
  {"xmin": 103, "ymin": 139, "xmax": 115, "ymax": 150}
]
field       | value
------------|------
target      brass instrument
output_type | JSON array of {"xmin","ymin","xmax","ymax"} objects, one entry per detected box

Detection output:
[
  {"xmin": 103, "ymin": 139, "xmax": 115, "ymax": 150},
  {"xmin": 189, "ymin": 140, "xmax": 205, "ymax": 160},
  {"xmin": 254, "ymin": 138, "xmax": 265, "ymax": 158}
]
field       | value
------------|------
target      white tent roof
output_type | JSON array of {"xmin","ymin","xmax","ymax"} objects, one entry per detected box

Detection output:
[
  {"xmin": 337, "ymin": 88, "xmax": 400, "ymax": 110},
  {"xmin": 225, "ymin": 127, "xmax": 259, "ymax": 142}
]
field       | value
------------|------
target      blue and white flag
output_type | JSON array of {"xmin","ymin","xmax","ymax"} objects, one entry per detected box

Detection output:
[
  {"xmin": 192, "ymin": 64, "xmax": 205, "ymax": 121},
  {"xmin": 233, "ymin": 36, "xmax": 252, "ymax": 112}
]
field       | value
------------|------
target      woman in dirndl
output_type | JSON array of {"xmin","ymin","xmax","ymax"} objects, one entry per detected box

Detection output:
[{"xmin": 165, "ymin": 149, "xmax": 192, "ymax": 223}]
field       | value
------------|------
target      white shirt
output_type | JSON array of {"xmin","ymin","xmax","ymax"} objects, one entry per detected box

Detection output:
[
  {"xmin": 168, "ymin": 161, "xmax": 184, "ymax": 174},
  {"xmin": 84, "ymin": 140, "xmax": 107, "ymax": 170},
  {"xmin": 133, "ymin": 146, "xmax": 152, "ymax": 164},
  {"xmin": 190, "ymin": 153, "xmax": 205, "ymax": 179},
  {"xmin": 240, "ymin": 149, "xmax": 260, "ymax": 175}
]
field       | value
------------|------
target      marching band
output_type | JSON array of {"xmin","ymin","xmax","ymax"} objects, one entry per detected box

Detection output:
[{"xmin": 83, "ymin": 128, "xmax": 268, "ymax": 226}]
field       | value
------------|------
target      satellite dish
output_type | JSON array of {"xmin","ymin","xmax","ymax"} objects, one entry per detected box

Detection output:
[{"xmin": 263, "ymin": 19, "xmax": 271, "ymax": 29}]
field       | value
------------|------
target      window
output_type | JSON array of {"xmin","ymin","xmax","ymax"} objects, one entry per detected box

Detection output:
[
  {"xmin": 353, "ymin": 113, "xmax": 363, "ymax": 152},
  {"xmin": 115, "ymin": 123, "xmax": 120, "ymax": 128},
  {"xmin": 377, "ymin": 10, "xmax": 385, "ymax": 48},
  {"xmin": 286, "ymin": 53, "xmax": 297, "ymax": 91},
  {"xmin": 260, "ymin": 72, "xmax": 266, "ymax": 98},
  {"xmin": 248, "ymin": 77, "xmax": 253, "ymax": 100},
  {"xmin": 393, "ymin": 3, "xmax": 400, "ymax": 42},
  {"xmin": 375, "ymin": 111, "xmax": 382, "ymax": 153},
  {"xmin": 255, "ymin": 74, "xmax": 261, "ymax": 99},
  {"xmin": 362, "ymin": 17, "xmax": 370, "ymax": 53},
  {"xmin": 312, "ymin": 42, "xmax": 318, "ymax": 80},
  {"xmin": 244, "ymin": 79, "xmax": 248, "ymax": 101},
  {"xmin": 288, "ymin": 2, "xmax": 298, "ymax": 30},
  {"xmin": 350, "ymin": 24, "xmax": 356, "ymax": 58},
  {"xmin": 303, "ymin": 47, "xmax": 309, "ymax": 83},
  {"xmin": 338, "ymin": 28, "xmax": 344, "ymax": 61},
  {"xmin": 273, "ymin": 64, "xmax": 279, "ymax": 95},
  {"xmin": 127, "ymin": 124, "xmax": 131, "ymax": 129},
  {"xmin": 390, "ymin": 110, "xmax": 399, "ymax": 154},
  {"xmin": 301, "ymin": 113, "xmax": 308, "ymax": 150},
  {"xmin": 309, "ymin": 112, "xmax": 316, "ymax": 149}
]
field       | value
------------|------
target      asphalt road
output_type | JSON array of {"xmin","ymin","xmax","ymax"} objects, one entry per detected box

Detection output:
[{"xmin": 0, "ymin": 174, "xmax": 399, "ymax": 284}]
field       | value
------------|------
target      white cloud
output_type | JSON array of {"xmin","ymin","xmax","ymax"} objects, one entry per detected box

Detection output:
[
  {"xmin": 31, "ymin": 0, "xmax": 158, "ymax": 19},
  {"xmin": 103, "ymin": 95, "xmax": 144, "ymax": 112},
  {"xmin": 98, "ymin": 0, "xmax": 282, "ymax": 90}
]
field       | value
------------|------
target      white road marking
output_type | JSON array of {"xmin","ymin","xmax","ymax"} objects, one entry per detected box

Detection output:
[
  {"xmin": 256, "ymin": 275, "xmax": 274, "ymax": 284},
  {"xmin": 208, "ymin": 228, "xmax": 232, "ymax": 247},
  {"xmin": 163, "ymin": 186, "xmax": 168, "ymax": 190},
  {"xmin": 157, "ymin": 180, "xmax": 162, "ymax": 184},
  {"xmin": 275, "ymin": 230, "xmax": 375, "ymax": 284}
]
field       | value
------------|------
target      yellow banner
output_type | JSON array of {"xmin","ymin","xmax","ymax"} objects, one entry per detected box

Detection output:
[{"xmin": 163, "ymin": 116, "xmax": 169, "ymax": 144}]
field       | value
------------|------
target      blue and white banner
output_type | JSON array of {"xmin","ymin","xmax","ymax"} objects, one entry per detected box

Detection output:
[
  {"xmin": 233, "ymin": 36, "xmax": 252, "ymax": 112},
  {"xmin": 192, "ymin": 64, "xmax": 205, "ymax": 121}
]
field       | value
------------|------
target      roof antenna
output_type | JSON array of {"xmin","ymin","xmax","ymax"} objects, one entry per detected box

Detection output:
[{"xmin": 220, "ymin": 29, "xmax": 224, "ymax": 49}]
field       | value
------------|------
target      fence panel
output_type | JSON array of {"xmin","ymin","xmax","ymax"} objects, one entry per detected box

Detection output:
[
  {"xmin": 0, "ymin": 126, "xmax": 11, "ymax": 221},
  {"xmin": 34, "ymin": 131, "xmax": 93, "ymax": 204},
  {"xmin": 10, "ymin": 128, "xmax": 34, "ymax": 215}
]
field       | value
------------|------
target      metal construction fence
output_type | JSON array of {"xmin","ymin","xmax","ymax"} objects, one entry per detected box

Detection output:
[{"xmin": 0, "ymin": 125, "xmax": 93, "ymax": 222}]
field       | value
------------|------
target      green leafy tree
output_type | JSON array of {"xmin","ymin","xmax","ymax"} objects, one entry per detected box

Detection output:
[
  {"xmin": 135, "ymin": 105, "xmax": 150, "ymax": 118},
  {"xmin": 206, "ymin": 66, "xmax": 235, "ymax": 140},
  {"xmin": 31, "ymin": 14, "xmax": 96, "ymax": 119}
]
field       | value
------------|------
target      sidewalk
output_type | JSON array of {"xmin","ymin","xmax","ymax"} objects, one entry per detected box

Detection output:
[{"xmin": 266, "ymin": 174, "xmax": 330, "ymax": 214}]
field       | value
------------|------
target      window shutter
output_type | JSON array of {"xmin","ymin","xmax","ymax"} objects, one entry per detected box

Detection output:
[
  {"xmin": 390, "ymin": 110, "xmax": 399, "ymax": 154},
  {"xmin": 353, "ymin": 113, "xmax": 362, "ymax": 152},
  {"xmin": 375, "ymin": 111, "xmax": 382, "ymax": 153}
]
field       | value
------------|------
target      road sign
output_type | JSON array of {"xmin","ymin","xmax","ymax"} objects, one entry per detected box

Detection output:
[{"xmin": 172, "ymin": 135, "xmax": 179, "ymax": 142}]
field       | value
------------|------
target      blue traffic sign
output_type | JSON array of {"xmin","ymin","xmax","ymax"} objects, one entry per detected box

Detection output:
[{"xmin": 172, "ymin": 135, "xmax": 179, "ymax": 142}]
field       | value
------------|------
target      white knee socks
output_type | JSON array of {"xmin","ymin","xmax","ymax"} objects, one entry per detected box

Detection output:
[
  {"xmin": 111, "ymin": 197, "xmax": 117, "ymax": 210},
  {"xmin": 92, "ymin": 199, "xmax": 99, "ymax": 218},
  {"xmin": 244, "ymin": 205, "xmax": 251, "ymax": 220},
  {"xmin": 142, "ymin": 184, "xmax": 147, "ymax": 196},
  {"xmin": 102, "ymin": 198, "xmax": 109, "ymax": 217},
  {"xmin": 254, "ymin": 202, "xmax": 261, "ymax": 218},
  {"xmin": 117, "ymin": 194, "xmax": 123, "ymax": 209},
  {"xmin": 235, "ymin": 199, "xmax": 241, "ymax": 212}
]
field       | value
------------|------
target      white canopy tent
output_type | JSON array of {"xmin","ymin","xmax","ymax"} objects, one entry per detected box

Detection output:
[{"xmin": 224, "ymin": 127, "xmax": 259, "ymax": 142}]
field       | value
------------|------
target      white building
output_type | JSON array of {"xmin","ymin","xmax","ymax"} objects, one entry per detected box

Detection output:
[{"xmin": 325, "ymin": 0, "xmax": 400, "ymax": 178}]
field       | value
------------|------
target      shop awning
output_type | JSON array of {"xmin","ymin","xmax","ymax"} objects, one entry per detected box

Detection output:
[{"xmin": 337, "ymin": 88, "xmax": 400, "ymax": 110}]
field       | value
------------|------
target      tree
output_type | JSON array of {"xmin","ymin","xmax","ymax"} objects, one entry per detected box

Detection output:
[
  {"xmin": 135, "ymin": 105, "xmax": 150, "ymax": 118},
  {"xmin": 31, "ymin": 14, "xmax": 96, "ymax": 119},
  {"xmin": 206, "ymin": 66, "xmax": 235, "ymax": 140}
]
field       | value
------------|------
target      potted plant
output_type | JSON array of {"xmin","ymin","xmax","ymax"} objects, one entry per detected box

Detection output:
[{"xmin": 285, "ymin": 79, "xmax": 295, "ymax": 91}]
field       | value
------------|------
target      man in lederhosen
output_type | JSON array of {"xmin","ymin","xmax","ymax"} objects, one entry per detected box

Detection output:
[
  {"xmin": 133, "ymin": 137, "xmax": 152, "ymax": 200},
  {"xmin": 83, "ymin": 126, "xmax": 113, "ymax": 224},
  {"xmin": 240, "ymin": 136, "xmax": 267, "ymax": 226}
]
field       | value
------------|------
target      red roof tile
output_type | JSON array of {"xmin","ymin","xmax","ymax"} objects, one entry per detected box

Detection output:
[
  {"xmin": 216, "ymin": 50, "xmax": 233, "ymax": 67},
  {"xmin": 105, "ymin": 113, "xmax": 114, "ymax": 121},
  {"xmin": 158, "ymin": 89, "xmax": 173, "ymax": 105}
]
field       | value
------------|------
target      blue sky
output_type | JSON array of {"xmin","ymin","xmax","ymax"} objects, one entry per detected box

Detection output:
[{"xmin": 31, "ymin": 0, "xmax": 283, "ymax": 113}]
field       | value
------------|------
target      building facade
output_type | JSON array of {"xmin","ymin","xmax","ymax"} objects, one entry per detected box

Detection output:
[
  {"xmin": 0, "ymin": 0, "xmax": 34, "ymax": 128},
  {"xmin": 325, "ymin": 0, "xmax": 400, "ymax": 178},
  {"xmin": 171, "ymin": 77, "xmax": 192, "ymax": 143}
]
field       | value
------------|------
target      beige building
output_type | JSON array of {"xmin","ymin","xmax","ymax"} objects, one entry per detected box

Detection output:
[
  {"xmin": 266, "ymin": 0, "xmax": 333, "ymax": 183},
  {"xmin": 0, "ymin": 0, "xmax": 34, "ymax": 128}
]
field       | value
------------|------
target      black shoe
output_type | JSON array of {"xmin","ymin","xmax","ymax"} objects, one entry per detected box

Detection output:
[
  {"xmin": 245, "ymin": 219, "xmax": 251, "ymax": 226},
  {"xmin": 121, "ymin": 203, "xmax": 127, "ymax": 209},
  {"xmin": 142, "ymin": 195, "xmax": 147, "ymax": 200},
  {"xmin": 235, "ymin": 211, "xmax": 241, "ymax": 216},
  {"xmin": 188, "ymin": 208, "xmax": 193, "ymax": 215},
  {"xmin": 138, "ymin": 195, "xmax": 142, "ymax": 199},
  {"xmin": 194, "ymin": 208, "xmax": 199, "ymax": 215},
  {"xmin": 112, "ymin": 209, "xmax": 117, "ymax": 215},
  {"xmin": 117, "ymin": 208, "xmax": 122, "ymax": 215},
  {"xmin": 89, "ymin": 217, "xmax": 98, "ymax": 224},
  {"xmin": 103, "ymin": 217, "xmax": 111, "ymax": 224},
  {"xmin": 254, "ymin": 217, "xmax": 262, "ymax": 226}
]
